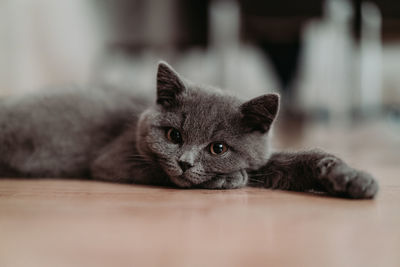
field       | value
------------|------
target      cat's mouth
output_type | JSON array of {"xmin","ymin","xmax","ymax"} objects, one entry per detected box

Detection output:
[
  {"xmin": 156, "ymin": 158, "xmax": 217, "ymax": 188},
  {"xmin": 156, "ymin": 158, "xmax": 197, "ymax": 187}
]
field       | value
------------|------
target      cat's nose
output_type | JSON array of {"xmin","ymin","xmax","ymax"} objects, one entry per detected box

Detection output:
[{"xmin": 178, "ymin": 160, "xmax": 193, "ymax": 172}]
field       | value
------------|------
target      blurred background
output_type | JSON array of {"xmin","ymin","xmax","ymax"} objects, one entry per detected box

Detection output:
[{"xmin": 0, "ymin": 0, "xmax": 399, "ymax": 151}]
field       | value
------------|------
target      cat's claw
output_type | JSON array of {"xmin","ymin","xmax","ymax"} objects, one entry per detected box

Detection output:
[{"xmin": 317, "ymin": 157, "xmax": 378, "ymax": 199}]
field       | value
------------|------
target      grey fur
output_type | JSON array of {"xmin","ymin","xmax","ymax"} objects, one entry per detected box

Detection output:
[
  {"xmin": 0, "ymin": 62, "xmax": 378, "ymax": 198},
  {"xmin": 248, "ymin": 150, "xmax": 378, "ymax": 199}
]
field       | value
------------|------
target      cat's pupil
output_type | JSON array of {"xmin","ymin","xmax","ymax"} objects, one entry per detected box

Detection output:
[
  {"xmin": 213, "ymin": 144, "xmax": 224, "ymax": 154},
  {"xmin": 166, "ymin": 128, "xmax": 182, "ymax": 144},
  {"xmin": 210, "ymin": 142, "xmax": 227, "ymax": 155}
]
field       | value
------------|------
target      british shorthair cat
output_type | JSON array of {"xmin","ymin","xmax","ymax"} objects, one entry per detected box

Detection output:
[{"xmin": 0, "ymin": 62, "xmax": 378, "ymax": 198}]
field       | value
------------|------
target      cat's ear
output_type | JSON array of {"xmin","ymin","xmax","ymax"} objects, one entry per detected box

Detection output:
[
  {"xmin": 156, "ymin": 61, "xmax": 186, "ymax": 108},
  {"xmin": 240, "ymin": 94, "xmax": 280, "ymax": 133}
]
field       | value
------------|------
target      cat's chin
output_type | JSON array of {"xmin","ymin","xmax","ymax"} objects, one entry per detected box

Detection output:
[{"xmin": 169, "ymin": 175, "xmax": 193, "ymax": 188}]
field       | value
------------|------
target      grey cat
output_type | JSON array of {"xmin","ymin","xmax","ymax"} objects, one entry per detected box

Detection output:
[{"xmin": 0, "ymin": 62, "xmax": 378, "ymax": 198}]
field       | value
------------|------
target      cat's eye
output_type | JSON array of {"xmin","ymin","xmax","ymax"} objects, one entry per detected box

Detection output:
[
  {"xmin": 166, "ymin": 128, "xmax": 182, "ymax": 144},
  {"xmin": 209, "ymin": 142, "xmax": 228, "ymax": 155}
]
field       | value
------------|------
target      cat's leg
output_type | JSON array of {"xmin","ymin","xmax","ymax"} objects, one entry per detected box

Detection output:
[
  {"xmin": 248, "ymin": 150, "xmax": 378, "ymax": 199},
  {"xmin": 90, "ymin": 130, "xmax": 170, "ymax": 185},
  {"xmin": 90, "ymin": 131, "xmax": 143, "ymax": 183},
  {"xmin": 199, "ymin": 169, "xmax": 248, "ymax": 189}
]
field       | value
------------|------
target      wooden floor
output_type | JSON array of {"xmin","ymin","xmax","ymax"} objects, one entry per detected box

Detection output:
[{"xmin": 1, "ymin": 121, "xmax": 399, "ymax": 267}]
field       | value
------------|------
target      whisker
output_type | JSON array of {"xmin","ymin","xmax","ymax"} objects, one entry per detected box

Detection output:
[
  {"xmin": 248, "ymin": 178, "xmax": 265, "ymax": 183},
  {"xmin": 126, "ymin": 155, "xmax": 148, "ymax": 158},
  {"xmin": 248, "ymin": 172, "xmax": 275, "ymax": 177},
  {"xmin": 125, "ymin": 158, "xmax": 151, "ymax": 162},
  {"xmin": 126, "ymin": 154, "xmax": 151, "ymax": 160}
]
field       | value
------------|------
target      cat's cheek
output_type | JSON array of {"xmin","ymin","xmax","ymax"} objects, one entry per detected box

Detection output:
[
  {"xmin": 162, "ymin": 163, "xmax": 182, "ymax": 177},
  {"xmin": 135, "ymin": 115, "xmax": 151, "ymax": 156},
  {"xmin": 137, "ymin": 127, "xmax": 172, "ymax": 160}
]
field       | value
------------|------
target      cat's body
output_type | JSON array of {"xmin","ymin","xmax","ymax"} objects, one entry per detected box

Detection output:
[
  {"xmin": 0, "ymin": 87, "xmax": 146, "ymax": 178},
  {"xmin": 0, "ymin": 62, "xmax": 378, "ymax": 198}
]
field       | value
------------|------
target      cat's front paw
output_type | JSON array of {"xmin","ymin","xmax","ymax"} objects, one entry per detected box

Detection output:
[
  {"xmin": 199, "ymin": 169, "xmax": 248, "ymax": 189},
  {"xmin": 317, "ymin": 157, "xmax": 378, "ymax": 199}
]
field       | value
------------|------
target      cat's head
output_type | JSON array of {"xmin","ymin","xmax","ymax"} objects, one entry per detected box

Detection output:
[{"xmin": 136, "ymin": 61, "xmax": 279, "ymax": 188}]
